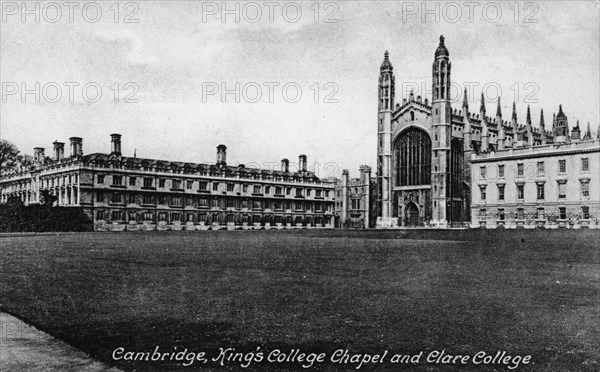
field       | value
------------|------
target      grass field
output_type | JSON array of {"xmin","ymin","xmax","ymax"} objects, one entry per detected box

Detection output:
[{"xmin": 1, "ymin": 229, "xmax": 599, "ymax": 371}]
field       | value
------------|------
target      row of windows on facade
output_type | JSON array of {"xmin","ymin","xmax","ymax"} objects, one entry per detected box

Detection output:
[
  {"xmin": 95, "ymin": 193, "xmax": 332, "ymax": 212},
  {"xmin": 337, "ymin": 188, "xmax": 368, "ymax": 197},
  {"xmin": 335, "ymin": 199, "xmax": 363, "ymax": 210},
  {"xmin": 479, "ymin": 158, "xmax": 590, "ymax": 180},
  {"xmin": 96, "ymin": 210, "xmax": 331, "ymax": 225},
  {"xmin": 0, "ymin": 187, "xmax": 78, "ymax": 203},
  {"xmin": 46, "ymin": 174, "xmax": 79, "ymax": 187},
  {"xmin": 90, "ymin": 163, "xmax": 320, "ymax": 183},
  {"xmin": 97, "ymin": 175, "xmax": 330, "ymax": 197},
  {"xmin": 479, "ymin": 206, "xmax": 592, "ymax": 221},
  {"xmin": 478, "ymin": 179, "xmax": 591, "ymax": 201},
  {"xmin": 38, "ymin": 171, "xmax": 331, "ymax": 190},
  {"xmin": 9, "ymin": 174, "xmax": 80, "ymax": 191}
]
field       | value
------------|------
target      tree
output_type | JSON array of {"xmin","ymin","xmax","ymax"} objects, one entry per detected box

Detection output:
[
  {"xmin": 40, "ymin": 189, "xmax": 57, "ymax": 206},
  {"xmin": 0, "ymin": 139, "xmax": 19, "ymax": 174},
  {"xmin": 15, "ymin": 153, "xmax": 34, "ymax": 171}
]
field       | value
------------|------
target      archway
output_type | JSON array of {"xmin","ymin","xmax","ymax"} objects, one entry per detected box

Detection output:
[{"xmin": 405, "ymin": 202, "xmax": 420, "ymax": 227}]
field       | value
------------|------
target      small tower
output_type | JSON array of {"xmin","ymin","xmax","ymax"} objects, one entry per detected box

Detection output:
[
  {"xmin": 540, "ymin": 109, "xmax": 547, "ymax": 145},
  {"xmin": 462, "ymin": 88, "xmax": 472, "ymax": 152},
  {"xmin": 431, "ymin": 35, "xmax": 453, "ymax": 227},
  {"xmin": 359, "ymin": 165, "xmax": 372, "ymax": 184},
  {"xmin": 496, "ymin": 97, "xmax": 502, "ymax": 118},
  {"xmin": 582, "ymin": 122, "xmax": 592, "ymax": 140},
  {"xmin": 359, "ymin": 165, "xmax": 373, "ymax": 229},
  {"xmin": 480, "ymin": 93, "xmax": 489, "ymax": 152},
  {"xmin": 341, "ymin": 169, "xmax": 349, "ymax": 224},
  {"xmin": 511, "ymin": 102, "xmax": 518, "ymax": 128},
  {"xmin": 571, "ymin": 120, "xmax": 581, "ymax": 141},
  {"xmin": 496, "ymin": 98, "xmax": 505, "ymax": 150},
  {"xmin": 526, "ymin": 106, "xmax": 534, "ymax": 146},
  {"xmin": 555, "ymin": 105, "xmax": 569, "ymax": 143},
  {"xmin": 480, "ymin": 92, "xmax": 486, "ymax": 116},
  {"xmin": 376, "ymin": 50, "xmax": 395, "ymax": 223}
]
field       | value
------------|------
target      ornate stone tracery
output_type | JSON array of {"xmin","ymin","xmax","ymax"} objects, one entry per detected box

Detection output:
[{"xmin": 394, "ymin": 128, "xmax": 432, "ymax": 187}]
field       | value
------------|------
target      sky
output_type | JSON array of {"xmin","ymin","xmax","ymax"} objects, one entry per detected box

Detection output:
[{"xmin": 1, "ymin": 0, "xmax": 599, "ymax": 178}]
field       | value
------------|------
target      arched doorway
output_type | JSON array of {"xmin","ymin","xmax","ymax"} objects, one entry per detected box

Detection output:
[{"xmin": 405, "ymin": 202, "xmax": 420, "ymax": 227}]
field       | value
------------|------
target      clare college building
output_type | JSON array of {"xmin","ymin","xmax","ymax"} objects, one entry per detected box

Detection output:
[
  {"xmin": 0, "ymin": 135, "xmax": 335, "ymax": 231},
  {"xmin": 376, "ymin": 36, "xmax": 600, "ymax": 228}
]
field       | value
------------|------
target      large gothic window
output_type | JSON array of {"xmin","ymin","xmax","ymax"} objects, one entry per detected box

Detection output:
[
  {"xmin": 395, "ymin": 128, "xmax": 432, "ymax": 186},
  {"xmin": 449, "ymin": 138, "xmax": 464, "ymax": 222}
]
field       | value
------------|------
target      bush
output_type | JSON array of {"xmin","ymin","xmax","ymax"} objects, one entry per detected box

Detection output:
[{"xmin": 0, "ymin": 197, "xmax": 92, "ymax": 232}]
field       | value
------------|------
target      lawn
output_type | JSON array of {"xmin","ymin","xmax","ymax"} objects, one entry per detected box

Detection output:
[{"xmin": 0, "ymin": 229, "xmax": 598, "ymax": 371}]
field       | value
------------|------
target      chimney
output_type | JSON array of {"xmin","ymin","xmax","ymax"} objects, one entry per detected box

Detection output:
[
  {"xmin": 34, "ymin": 147, "xmax": 45, "ymax": 163},
  {"xmin": 299, "ymin": 154, "xmax": 307, "ymax": 172},
  {"xmin": 110, "ymin": 134, "xmax": 122, "ymax": 156},
  {"xmin": 217, "ymin": 144, "xmax": 227, "ymax": 166},
  {"xmin": 69, "ymin": 137, "xmax": 83, "ymax": 157},
  {"xmin": 53, "ymin": 141, "xmax": 65, "ymax": 162},
  {"xmin": 281, "ymin": 158, "xmax": 290, "ymax": 173}
]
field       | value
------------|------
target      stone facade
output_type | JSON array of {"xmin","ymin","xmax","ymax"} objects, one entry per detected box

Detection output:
[
  {"xmin": 471, "ymin": 139, "xmax": 600, "ymax": 229},
  {"xmin": 333, "ymin": 166, "xmax": 377, "ymax": 228},
  {"xmin": 376, "ymin": 35, "xmax": 600, "ymax": 229},
  {"xmin": 0, "ymin": 134, "xmax": 336, "ymax": 231}
]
